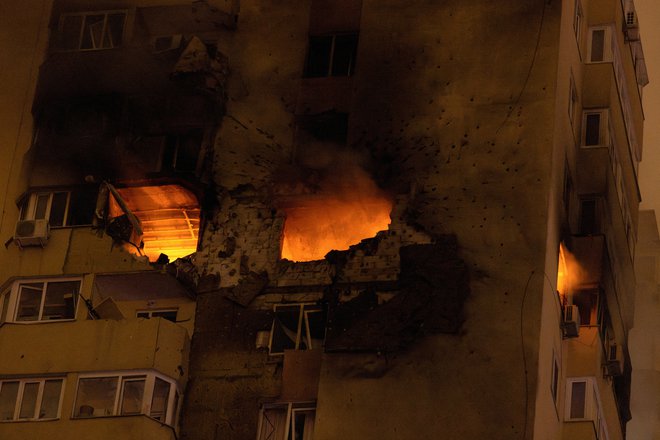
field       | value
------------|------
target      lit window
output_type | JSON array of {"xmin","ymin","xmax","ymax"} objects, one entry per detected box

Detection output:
[
  {"xmin": 269, "ymin": 304, "xmax": 325, "ymax": 355},
  {"xmin": 2, "ymin": 279, "xmax": 80, "ymax": 323},
  {"xmin": 304, "ymin": 34, "xmax": 358, "ymax": 78},
  {"xmin": 73, "ymin": 371, "xmax": 180, "ymax": 427},
  {"xmin": 257, "ymin": 402, "xmax": 316, "ymax": 440},
  {"xmin": 58, "ymin": 11, "xmax": 127, "ymax": 51},
  {"xmin": 0, "ymin": 378, "xmax": 64, "ymax": 422},
  {"xmin": 136, "ymin": 309, "xmax": 178, "ymax": 322}
]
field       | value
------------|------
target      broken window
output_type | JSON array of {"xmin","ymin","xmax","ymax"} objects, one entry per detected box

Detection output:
[
  {"xmin": 57, "ymin": 11, "xmax": 127, "ymax": 51},
  {"xmin": 269, "ymin": 304, "xmax": 325, "ymax": 355},
  {"xmin": 257, "ymin": 403, "xmax": 316, "ymax": 440},
  {"xmin": 136, "ymin": 309, "xmax": 178, "ymax": 322},
  {"xmin": 304, "ymin": 34, "xmax": 358, "ymax": 78},
  {"xmin": 8, "ymin": 278, "xmax": 80, "ymax": 322},
  {"xmin": 108, "ymin": 184, "xmax": 200, "ymax": 262},
  {"xmin": 73, "ymin": 371, "xmax": 180, "ymax": 426},
  {"xmin": 0, "ymin": 378, "xmax": 64, "ymax": 421}
]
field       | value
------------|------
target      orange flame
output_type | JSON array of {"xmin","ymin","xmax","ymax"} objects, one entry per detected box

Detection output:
[
  {"xmin": 557, "ymin": 243, "xmax": 586, "ymax": 299},
  {"xmin": 281, "ymin": 195, "xmax": 392, "ymax": 261}
]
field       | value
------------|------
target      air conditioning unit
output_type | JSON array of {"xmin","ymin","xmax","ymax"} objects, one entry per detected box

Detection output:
[
  {"xmin": 605, "ymin": 343, "xmax": 624, "ymax": 376},
  {"xmin": 562, "ymin": 304, "xmax": 581, "ymax": 338},
  {"xmin": 14, "ymin": 219, "xmax": 50, "ymax": 247},
  {"xmin": 624, "ymin": 11, "xmax": 640, "ymax": 41}
]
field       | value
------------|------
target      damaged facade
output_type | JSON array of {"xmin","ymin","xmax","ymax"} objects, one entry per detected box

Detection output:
[{"xmin": 0, "ymin": 0, "xmax": 649, "ymax": 439}]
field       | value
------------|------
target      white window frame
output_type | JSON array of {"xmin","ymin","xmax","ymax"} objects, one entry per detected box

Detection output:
[
  {"xmin": 57, "ymin": 10, "xmax": 128, "ymax": 52},
  {"xmin": 3, "ymin": 277, "xmax": 81, "ymax": 324},
  {"xmin": 19, "ymin": 191, "xmax": 71, "ymax": 227},
  {"xmin": 256, "ymin": 402, "xmax": 316, "ymax": 440},
  {"xmin": 72, "ymin": 370, "xmax": 180, "ymax": 427},
  {"xmin": 586, "ymin": 26, "xmax": 612, "ymax": 63},
  {"xmin": 581, "ymin": 109, "xmax": 609, "ymax": 148},
  {"xmin": 268, "ymin": 304, "xmax": 324, "ymax": 356},
  {"xmin": 565, "ymin": 377, "xmax": 610, "ymax": 440},
  {"xmin": 0, "ymin": 377, "xmax": 65, "ymax": 422}
]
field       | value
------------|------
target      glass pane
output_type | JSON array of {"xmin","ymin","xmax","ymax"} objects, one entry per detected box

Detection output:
[
  {"xmin": 60, "ymin": 15, "xmax": 83, "ymax": 50},
  {"xmin": 43, "ymin": 281, "xmax": 79, "ymax": 320},
  {"xmin": 332, "ymin": 34, "xmax": 358, "ymax": 76},
  {"xmin": 305, "ymin": 36, "xmax": 332, "ymax": 78},
  {"xmin": 19, "ymin": 382, "xmax": 39, "ymax": 419},
  {"xmin": 291, "ymin": 409, "xmax": 315, "ymax": 440},
  {"xmin": 81, "ymin": 15, "xmax": 104, "ymax": 49},
  {"xmin": 16, "ymin": 284, "xmax": 44, "ymax": 321},
  {"xmin": 0, "ymin": 381, "xmax": 19, "ymax": 421},
  {"xmin": 271, "ymin": 306, "xmax": 301, "ymax": 353},
  {"xmin": 585, "ymin": 114, "xmax": 601, "ymax": 146},
  {"xmin": 49, "ymin": 192, "xmax": 68, "ymax": 227},
  {"xmin": 74, "ymin": 377, "xmax": 118, "ymax": 417},
  {"xmin": 39, "ymin": 379, "xmax": 63, "ymax": 419},
  {"xmin": 591, "ymin": 30, "xmax": 605, "ymax": 62},
  {"xmin": 150, "ymin": 378, "xmax": 170, "ymax": 421},
  {"xmin": 258, "ymin": 406, "xmax": 287, "ymax": 440},
  {"xmin": 120, "ymin": 378, "xmax": 145, "ymax": 415},
  {"xmin": 34, "ymin": 194, "xmax": 49, "ymax": 220},
  {"xmin": 570, "ymin": 381, "xmax": 587, "ymax": 419},
  {"xmin": 105, "ymin": 13, "xmax": 125, "ymax": 48}
]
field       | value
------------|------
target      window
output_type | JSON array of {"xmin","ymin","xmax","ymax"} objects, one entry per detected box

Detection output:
[
  {"xmin": 58, "ymin": 11, "xmax": 127, "ymax": 51},
  {"xmin": 565, "ymin": 377, "xmax": 609, "ymax": 439},
  {"xmin": 568, "ymin": 74, "xmax": 578, "ymax": 126},
  {"xmin": 0, "ymin": 378, "xmax": 64, "ymax": 421},
  {"xmin": 3, "ymin": 279, "xmax": 81, "ymax": 323},
  {"xmin": 304, "ymin": 34, "xmax": 358, "ymax": 78},
  {"xmin": 136, "ymin": 309, "xmax": 178, "ymax": 322},
  {"xmin": 579, "ymin": 198, "xmax": 599, "ymax": 235},
  {"xmin": 73, "ymin": 371, "xmax": 180, "ymax": 427},
  {"xmin": 587, "ymin": 27, "xmax": 611, "ymax": 63},
  {"xmin": 573, "ymin": 0, "xmax": 583, "ymax": 41},
  {"xmin": 269, "ymin": 304, "xmax": 325, "ymax": 355},
  {"xmin": 19, "ymin": 191, "xmax": 70, "ymax": 227},
  {"xmin": 256, "ymin": 402, "xmax": 316, "ymax": 440},
  {"xmin": 551, "ymin": 353, "xmax": 560, "ymax": 405},
  {"xmin": 581, "ymin": 110, "xmax": 609, "ymax": 147}
]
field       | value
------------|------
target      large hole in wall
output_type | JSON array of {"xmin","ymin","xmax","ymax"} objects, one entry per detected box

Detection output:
[{"xmin": 278, "ymin": 161, "xmax": 392, "ymax": 262}]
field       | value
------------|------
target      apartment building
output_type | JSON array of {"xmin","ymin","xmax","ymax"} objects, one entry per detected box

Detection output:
[{"xmin": 0, "ymin": 0, "xmax": 648, "ymax": 439}]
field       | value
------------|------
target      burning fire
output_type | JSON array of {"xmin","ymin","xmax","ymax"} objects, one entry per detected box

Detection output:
[
  {"xmin": 557, "ymin": 243, "xmax": 586, "ymax": 299},
  {"xmin": 280, "ymin": 195, "xmax": 392, "ymax": 261},
  {"xmin": 109, "ymin": 184, "xmax": 200, "ymax": 262}
]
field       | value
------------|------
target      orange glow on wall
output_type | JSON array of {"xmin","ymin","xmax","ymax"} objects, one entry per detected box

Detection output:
[
  {"xmin": 109, "ymin": 184, "xmax": 200, "ymax": 262},
  {"xmin": 280, "ymin": 194, "xmax": 392, "ymax": 262},
  {"xmin": 557, "ymin": 243, "xmax": 587, "ymax": 300}
]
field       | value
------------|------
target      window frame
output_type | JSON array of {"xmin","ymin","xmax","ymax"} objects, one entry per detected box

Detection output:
[
  {"xmin": 256, "ymin": 402, "xmax": 316, "ymax": 440},
  {"xmin": 568, "ymin": 74, "xmax": 578, "ymax": 129},
  {"xmin": 19, "ymin": 191, "xmax": 71, "ymax": 228},
  {"xmin": 565, "ymin": 377, "xmax": 610, "ymax": 440},
  {"xmin": 581, "ymin": 109, "xmax": 609, "ymax": 148},
  {"xmin": 57, "ymin": 10, "xmax": 128, "ymax": 52},
  {"xmin": 304, "ymin": 33, "xmax": 359, "ymax": 78},
  {"xmin": 136, "ymin": 309, "xmax": 178, "ymax": 322},
  {"xmin": 72, "ymin": 370, "xmax": 180, "ymax": 427},
  {"xmin": 586, "ymin": 26, "xmax": 612, "ymax": 63},
  {"xmin": 268, "ymin": 303, "xmax": 324, "ymax": 356},
  {"xmin": 3, "ymin": 278, "xmax": 81, "ymax": 324},
  {"xmin": 0, "ymin": 377, "xmax": 65, "ymax": 422}
]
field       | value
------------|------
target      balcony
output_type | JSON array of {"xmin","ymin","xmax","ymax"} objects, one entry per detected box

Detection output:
[
  {"xmin": 0, "ymin": 317, "xmax": 189, "ymax": 380},
  {"xmin": 0, "ymin": 413, "xmax": 177, "ymax": 440}
]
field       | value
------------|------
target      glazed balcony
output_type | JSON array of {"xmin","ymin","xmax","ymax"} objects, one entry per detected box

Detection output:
[{"xmin": 0, "ymin": 317, "xmax": 189, "ymax": 380}]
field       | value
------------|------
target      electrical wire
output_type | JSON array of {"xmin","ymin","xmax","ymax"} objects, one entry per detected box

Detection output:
[{"xmin": 520, "ymin": 270, "xmax": 535, "ymax": 440}]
